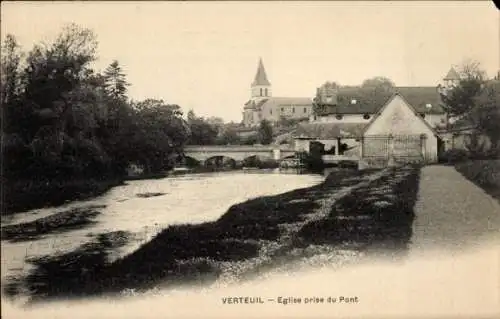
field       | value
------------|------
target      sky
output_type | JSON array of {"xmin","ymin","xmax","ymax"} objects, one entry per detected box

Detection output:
[{"xmin": 2, "ymin": 1, "xmax": 499, "ymax": 122}]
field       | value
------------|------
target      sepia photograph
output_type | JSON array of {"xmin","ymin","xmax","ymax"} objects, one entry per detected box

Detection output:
[{"xmin": 1, "ymin": 1, "xmax": 499, "ymax": 318}]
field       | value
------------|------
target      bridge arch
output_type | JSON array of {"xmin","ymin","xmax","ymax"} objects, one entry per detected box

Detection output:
[{"xmin": 204, "ymin": 155, "xmax": 238, "ymax": 168}]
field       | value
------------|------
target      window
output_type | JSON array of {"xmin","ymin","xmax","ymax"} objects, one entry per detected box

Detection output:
[
  {"xmin": 265, "ymin": 88, "xmax": 268, "ymax": 96},
  {"xmin": 270, "ymin": 109, "xmax": 272, "ymax": 115},
  {"xmin": 292, "ymin": 107, "xmax": 295, "ymax": 113},
  {"xmin": 304, "ymin": 107, "xmax": 307, "ymax": 113},
  {"xmin": 281, "ymin": 107, "xmax": 284, "ymax": 112},
  {"xmin": 363, "ymin": 114, "xmax": 370, "ymax": 120},
  {"xmin": 335, "ymin": 114, "xmax": 343, "ymax": 120},
  {"xmin": 260, "ymin": 88, "xmax": 263, "ymax": 96}
]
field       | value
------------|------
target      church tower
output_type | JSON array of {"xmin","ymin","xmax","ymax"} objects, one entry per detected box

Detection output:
[
  {"xmin": 443, "ymin": 66, "xmax": 461, "ymax": 88},
  {"xmin": 251, "ymin": 58, "xmax": 272, "ymax": 101},
  {"xmin": 438, "ymin": 66, "xmax": 461, "ymax": 96}
]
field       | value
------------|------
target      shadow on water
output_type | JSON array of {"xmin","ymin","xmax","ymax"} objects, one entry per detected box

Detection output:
[
  {"xmin": 4, "ymin": 167, "xmax": 421, "ymax": 305},
  {"xmin": 1, "ymin": 205, "xmax": 106, "ymax": 242}
]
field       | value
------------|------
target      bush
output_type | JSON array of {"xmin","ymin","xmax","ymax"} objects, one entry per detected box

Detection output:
[
  {"xmin": 296, "ymin": 151, "xmax": 324, "ymax": 171},
  {"xmin": 439, "ymin": 149, "xmax": 469, "ymax": 164},
  {"xmin": 258, "ymin": 159, "xmax": 279, "ymax": 169}
]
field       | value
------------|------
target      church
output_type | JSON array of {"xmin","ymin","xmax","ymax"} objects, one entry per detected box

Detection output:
[{"xmin": 242, "ymin": 58, "xmax": 314, "ymax": 127}]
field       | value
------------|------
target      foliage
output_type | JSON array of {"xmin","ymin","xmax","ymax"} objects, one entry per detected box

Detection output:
[
  {"xmin": 103, "ymin": 60, "xmax": 129, "ymax": 101},
  {"xmin": 257, "ymin": 119, "xmax": 273, "ymax": 145},
  {"xmin": 1, "ymin": 24, "xmax": 191, "ymax": 186},
  {"xmin": 216, "ymin": 128, "xmax": 241, "ymax": 145},
  {"xmin": 242, "ymin": 134, "xmax": 259, "ymax": 145},
  {"xmin": 276, "ymin": 116, "xmax": 306, "ymax": 129},
  {"xmin": 297, "ymin": 141, "xmax": 325, "ymax": 171},
  {"xmin": 186, "ymin": 110, "xmax": 219, "ymax": 145},
  {"xmin": 463, "ymin": 131, "xmax": 487, "ymax": 157},
  {"xmin": 440, "ymin": 78, "xmax": 482, "ymax": 117},
  {"xmin": 455, "ymin": 160, "xmax": 500, "ymax": 200},
  {"xmin": 440, "ymin": 60, "xmax": 500, "ymax": 154},
  {"xmin": 471, "ymin": 80, "xmax": 500, "ymax": 153},
  {"xmin": 1, "ymin": 34, "xmax": 24, "ymax": 106},
  {"xmin": 361, "ymin": 76, "xmax": 395, "ymax": 92},
  {"xmin": 439, "ymin": 149, "xmax": 469, "ymax": 164}
]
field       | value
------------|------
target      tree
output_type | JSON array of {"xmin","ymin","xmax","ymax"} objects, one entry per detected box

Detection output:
[
  {"xmin": 1, "ymin": 34, "xmax": 24, "ymax": 106},
  {"xmin": 440, "ymin": 61, "xmax": 484, "ymax": 118},
  {"xmin": 257, "ymin": 119, "xmax": 273, "ymax": 145},
  {"xmin": 313, "ymin": 81, "xmax": 340, "ymax": 115},
  {"xmin": 2, "ymin": 23, "xmax": 193, "ymax": 181},
  {"xmin": 216, "ymin": 128, "xmax": 241, "ymax": 145},
  {"xmin": 103, "ymin": 60, "xmax": 130, "ymax": 101},
  {"xmin": 361, "ymin": 76, "xmax": 395, "ymax": 90},
  {"xmin": 471, "ymin": 80, "xmax": 500, "ymax": 153},
  {"xmin": 361, "ymin": 77, "xmax": 395, "ymax": 97},
  {"xmin": 129, "ymin": 99, "xmax": 189, "ymax": 172},
  {"xmin": 186, "ymin": 110, "xmax": 219, "ymax": 145},
  {"xmin": 441, "ymin": 60, "xmax": 500, "ymax": 155}
]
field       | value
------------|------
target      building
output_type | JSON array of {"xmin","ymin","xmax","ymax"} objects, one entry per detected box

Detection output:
[
  {"xmin": 291, "ymin": 67, "xmax": 461, "ymax": 165},
  {"xmin": 242, "ymin": 58, "xmax": 314, "ymax": 127}
]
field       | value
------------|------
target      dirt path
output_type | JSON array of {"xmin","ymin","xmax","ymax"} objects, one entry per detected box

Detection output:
[{"xmin": 411, "ymin": 165, "xmax": 500, "ymax": 254}]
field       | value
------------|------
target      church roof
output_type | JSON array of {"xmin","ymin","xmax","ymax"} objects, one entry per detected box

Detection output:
[
  {"xmin": 244, "ymin": 97, "xmax": 313, "ymax": 110},
  {"xmin": 259, "ymin": 97, "xmax": 313, "ymax": 110},
  {"xmin": 317, "ymin": 86, "xmax": 445, "ymax": 115},
  {"xmin": 252, "ymin": 58, "xmax": 271, "ymax": 86},
  {"xmin": 444, "ymin": 67, "xmax": 460, "ymax": 81}
]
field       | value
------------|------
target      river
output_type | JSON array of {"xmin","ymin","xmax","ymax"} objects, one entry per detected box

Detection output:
[{"xmin": 1, "ymin": 169, "xmax": 325, "ymax": 286}]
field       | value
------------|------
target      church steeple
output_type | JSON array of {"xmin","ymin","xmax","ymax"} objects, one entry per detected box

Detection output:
[
  {"xmin": 251, "ymin": 57, "xmax": 271, "ymax": 99},
  {"xmin": 252, "ymin": 58, "xmax": 271, "ymax": 86}
]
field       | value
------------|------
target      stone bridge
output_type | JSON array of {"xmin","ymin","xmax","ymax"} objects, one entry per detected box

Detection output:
[{"xmin": 183, "ymin": 145, "xmax": 297, "ymax": 163}]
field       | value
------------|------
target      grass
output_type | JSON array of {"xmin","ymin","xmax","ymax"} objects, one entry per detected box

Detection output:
[
  {"xmin": 1, "ymin": 205, "xmax": 106, "ymax": 242},
  {"xmin": 454, "ymin": 159, "xmax": 500, "ymax": 202},
  {"xmin": 296, "ymin": 166, "xmax": 420, "ymax": 253},
  {"xmin": 4, "ymin": 166, "xmax": 422, "ymax": 304}
]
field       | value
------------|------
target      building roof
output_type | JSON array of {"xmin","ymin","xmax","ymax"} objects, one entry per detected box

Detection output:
[
  {"xmin": 317, "ymin": 86, "xmax": 445, "ymax": 115},
  {"xmin": 444, "ymin": 67, "xmax": 461, "ymax": 81},
  {"xmin": 252, "ymin": 58, "xmax": 271, "ymax": 86},
  {"xmin": 361, "ymin": 93, "xmax": 441, "ymax": 138},
  {"xmin": 294, "ymin": 122, "xmax": 368, "ymax": 139}
]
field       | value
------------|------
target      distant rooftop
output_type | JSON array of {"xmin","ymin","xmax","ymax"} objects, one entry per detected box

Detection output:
[{"xmin": 316, "ymin": 86, "xmax": 445, "ymax": 115}]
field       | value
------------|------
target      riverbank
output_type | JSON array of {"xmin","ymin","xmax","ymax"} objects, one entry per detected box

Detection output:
[
  {"xmin": 1, "ymin": 178, "xmax": 125, "ymax": 216},
  {"xmin": 3, "ymin": 165, "xmax": 422, "ymax": 304}
]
